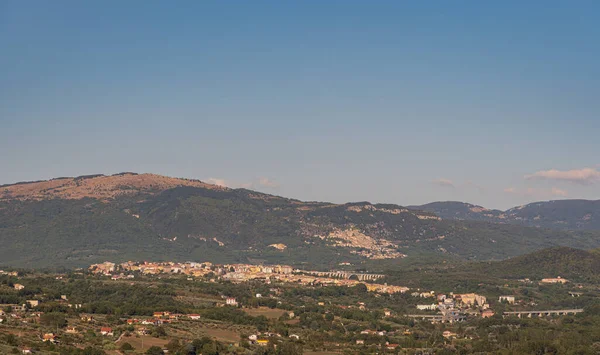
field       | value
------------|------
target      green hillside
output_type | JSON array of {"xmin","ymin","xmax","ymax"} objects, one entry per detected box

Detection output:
[
  {"xmin": 477, "ymin": 246, "xmax": 600, "ymax": 283},
  {"xmin": 2, "ymin": 174, "xmax": 600, "ymax": 268}
]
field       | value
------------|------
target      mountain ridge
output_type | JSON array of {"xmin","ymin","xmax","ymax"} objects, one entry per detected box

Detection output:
[
  {"xmin": 477, "ymin": 246, "xmax": 600, "ymax": 283},
  {"xmin": 2, "ymin": 173, "xmax": 600, "ymax": 268},
  {"xmin": 410, "ymin": 199, "xmax": 600, "ymax": 230},
  {"xmin": 0, "ymin": 172, "xmax": 226, "ymax": 201}
]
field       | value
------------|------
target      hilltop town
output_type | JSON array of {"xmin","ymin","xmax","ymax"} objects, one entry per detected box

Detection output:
[{"xmin": 89, "ymin": 261, "xmax": 409, "ymax": 295}]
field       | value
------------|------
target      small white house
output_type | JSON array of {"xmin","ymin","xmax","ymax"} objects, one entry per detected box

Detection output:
[{"xmin": 498, "ymin": 295, "xmax": 515, "ymax": 304}]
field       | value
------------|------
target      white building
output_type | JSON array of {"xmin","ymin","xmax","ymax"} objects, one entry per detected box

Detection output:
[
  {"xmin": 416, "ymin": 304, "xmax": 438, "ymax": 311},
  {"xmin": 498, "ymin": 295, "xmax": 515, "ymax": 304}
]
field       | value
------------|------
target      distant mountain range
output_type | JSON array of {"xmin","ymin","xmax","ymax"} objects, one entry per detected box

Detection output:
[
  {"xmin": 1, "ymin": 173, "xmax": 600, "ymax": 268},
  {"xmin": 410, "ymin": 200, "xmax": 600, "ymax": 230}
]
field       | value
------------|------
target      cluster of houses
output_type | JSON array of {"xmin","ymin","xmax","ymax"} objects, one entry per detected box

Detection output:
[
  {"xmin": 413, "ymin": 292, "xmax": 497, "ymax": 321},
  {"xmin": 247, "ymin": 332, "xmax": 300, "ymax": 346},
  {"xmin": 89, "ymin": 261, "xmax": 294, "ymax": 278},
  {"xmin": 26, "ymin": 310, "xmax": 212, "ymax": 347},
  {"xmin": 223, "ymin": 270, "xmax": 409, "ymax": 295},
  {"xmin": 124, "ymin": 311, "xmax": 210, "ymax": 327},
  {"xmin": 0, "ymin": 270, "xmax": 19, "ymax": 276},
  {"xmin": 89, "ymin": 261, "xmax": 410, "ymax": 295},
  {"xmin": 409, "ymin": 286, "xmax": 582, "ymax": 323},
  {"xmin": 355, "ymin": 339, "xmax": 401, "ymax": 351}
]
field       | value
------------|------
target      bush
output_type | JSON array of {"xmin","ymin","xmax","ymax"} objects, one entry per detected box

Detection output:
[
  {"xmin": 120, "ymin": 342, "xmax": 134, "ymax": 351},
  {"xmin": 145, "ymin": 346, "xmax": 164, "ymax": 355}
]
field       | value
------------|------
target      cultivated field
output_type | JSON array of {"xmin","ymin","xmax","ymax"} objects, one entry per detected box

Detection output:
[
  {"xmin": 116, "ymin": 335, "xmax": 169, "ymax": 352},
  {"xmin": 242, "ymin": 307, "xmax": 286, "ymax": 319},
  {"xmin": 198, "ymin": 327, "xmax": 241, "ymax": 344}
]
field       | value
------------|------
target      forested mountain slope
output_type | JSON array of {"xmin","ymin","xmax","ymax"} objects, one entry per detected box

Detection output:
[{"xmin": 2, "ymin": 173, "xmax": 600, "ymax": 268}]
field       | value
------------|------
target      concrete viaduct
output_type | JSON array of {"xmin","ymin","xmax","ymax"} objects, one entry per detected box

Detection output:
[
  {"xmin": 308, "ymin": 271, "xmax": 385, "ymax": 281},
  {"xmin": 406, "ymin": 314, "xmax": 444, "ymax": 322},
  {"xmin": 405, "ymin": 313, "xmax": 466, "ymax": 323},
  {"xmin": 503, "ymin": 309, "xmax": 583, "ymax": 318}
]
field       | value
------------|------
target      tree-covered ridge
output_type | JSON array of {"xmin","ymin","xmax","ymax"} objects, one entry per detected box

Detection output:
[
  {"xmin": 477, "ymin": 246, "xmax": 600, "ymax": 283},
  {"xmin": 2, "ymin": 177, "xmax": 600, "ymax": 268},
  {"xmin": 380, "ymin": 246, "xmax": 600, "ymax": 293},
  {"xmin": 412, "ymin": 199, "xmax": 600, "ymax": 231}
]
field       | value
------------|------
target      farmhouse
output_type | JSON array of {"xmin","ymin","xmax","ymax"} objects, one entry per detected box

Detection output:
[{"xmin": 541, "ymin": 276, "xmax": 569, "ymax": 284}]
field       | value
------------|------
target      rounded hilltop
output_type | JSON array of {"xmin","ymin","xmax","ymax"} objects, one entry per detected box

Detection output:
[{"xmin": 0, "ymin": 172, "xmax": 225, "ymax": 201}]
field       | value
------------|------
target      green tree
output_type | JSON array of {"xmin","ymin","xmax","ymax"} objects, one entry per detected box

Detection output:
[
  {"xmin": 4, "ymin": 333, "xmax": 18, "ymax": 346},
  {"xmin": 278, "ymin": 341, "xmax": 303, "ymax": 355},
  {"xmin": 120, "ymin": 342, "xmax": 135, "ymax": 352},
  {"xmin": 201, "ymin": 342, "xmax": 218, "ymax": 355},
  {"xmin": 145, "ymin": 346, "xmax": 164, "ymax": 355},
  {"xmin": 81, "ymin": 347, "xmax": 107, "ymax": 355},
  {"xmin": 166, "ymin": 339, "xmax": 181, "ymax": 353},
  {"xmin": 152, "ymin": 326, "xmax": 167, "ymax": 337},
  {"xmin": 40, "ymin": 312, "xmax": 67, "ymax": 329}
]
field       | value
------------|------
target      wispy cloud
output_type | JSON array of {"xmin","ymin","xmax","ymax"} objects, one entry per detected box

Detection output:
[
  {"xmin": 465, "ymin": 180, "xmax": 485, "ymax": 193},
  {"xmin": 431, "ymin": 178, "xmax": 455, "ymax": 188},
  {"xmin": 258, "ymin": 177, "xmax": 280, "ymax": 189},
  {"xmin": 503, "ymin": 187, "xmax": 517, "ymax": 194},
  {"xmin": 551, "ymin": 187, "xmax": 568, "ymax": 197},
  {"xmin": 503, "ymin": 187, "xmax": 568, "ymax": 198},
  {"xmin": 206, "ymin": 178, "xmax": 229, "ymax": 187},
  {"xmin": 525, "ymin": 168, "xmax": 600, "ymax": 185}
]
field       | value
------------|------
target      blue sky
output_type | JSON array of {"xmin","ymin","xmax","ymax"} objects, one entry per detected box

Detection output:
[{"xmin": 1, "ymin": 1, "xmax": 599, "ymax": 209}]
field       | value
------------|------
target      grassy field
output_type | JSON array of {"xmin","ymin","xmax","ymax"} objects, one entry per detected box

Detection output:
[
  {"xmin": 168, "ymin": 320, "xmax": 244, "ymax": 344},
  {"xmin": 116, "ymin": 335, "xmax": 169, "ymax": 352},
  {"xmin": 198, "ymin": 327, "xmax": 240, "ymax": 344},
  {"xmin": 242, "ymin": 307, "xmax": 286, "ymax": 319},
  {"xmin": 0, "ymin": 344, "xmax": 19, "ymax": 354}
]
